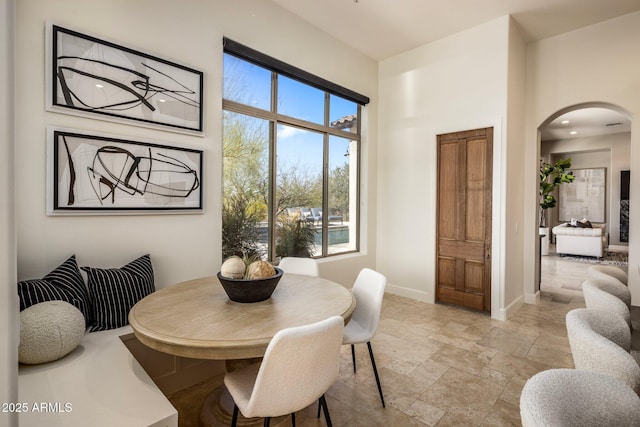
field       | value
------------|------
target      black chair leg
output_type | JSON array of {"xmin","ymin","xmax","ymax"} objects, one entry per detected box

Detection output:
[
  {"xmin": 264, "ymin": 417, "xmax": 270, "ymax": 427},
  {"xmin": 319, "ymin": 394, "xmax": 333, "ymax": 427},
  {"xmin": 367, "ymin": 341, "xmax": 385, "ymax": 408},
  {"xmin": 351, "ymin": 344, "xmax": 357, "ymax": 373},
  {"xmin": 291, "ymin": 412, "xmax": 296, "ymax": 427},
  {"xmin": 231, "ymin": 405, "xmax": 239, "ymax": 427},
  {"xmin": 317, "ymin": 399, "xmax": 322, "ymax": 418}
]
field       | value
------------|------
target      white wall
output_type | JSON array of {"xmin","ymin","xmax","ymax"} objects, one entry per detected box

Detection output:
[
  {"xmin": 503, "ymin": 17, "xmax": 527, "ymax": 311},
  {"xmin": 15, "ymin": 0, "xmax": 378, "ymax": 289},
  {"xmin": 1, "ymin": 1, "xmax": 17, "ymax": 425},
  {"xmin": 524, "ymin": 11, "xmax": 640, "ymax": 303},
  {"xmin": 377, "ymin": 16, "xmax": 525, "ymax": 319}
]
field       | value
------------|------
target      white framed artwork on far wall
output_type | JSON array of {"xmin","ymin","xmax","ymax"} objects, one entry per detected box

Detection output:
[{"xmin": 558, "ymin": 167, "xmax": 606, "ymax": 223}]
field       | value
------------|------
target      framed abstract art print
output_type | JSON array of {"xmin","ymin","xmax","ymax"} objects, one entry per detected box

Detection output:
[
  {"xmin": 47, "ymin": 128, "xmax": 203, "ymax": 214},
  {"xmin": 47, "ymin": 25, "xmax": 204, "ymax": 134}
]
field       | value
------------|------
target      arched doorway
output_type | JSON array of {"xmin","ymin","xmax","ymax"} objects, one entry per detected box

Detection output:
[{"xmin": 537, "ymin": 102, "xmax": 631, "ymax": 295}]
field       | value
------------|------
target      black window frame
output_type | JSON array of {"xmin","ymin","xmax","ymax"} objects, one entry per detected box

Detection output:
[{"xmin": 222, "ymin": 38, "xmax": 368, "ymax": 259}]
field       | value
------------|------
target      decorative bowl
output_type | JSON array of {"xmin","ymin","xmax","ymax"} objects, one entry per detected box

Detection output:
[{"xmin": 217, "ymin": 268, "xmax": 283, "ymax": 303}]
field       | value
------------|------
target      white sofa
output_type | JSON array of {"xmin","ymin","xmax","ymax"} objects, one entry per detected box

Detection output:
[{"xmin": 552, "ymin": 222, "xmax": 607, "ymax": 258}]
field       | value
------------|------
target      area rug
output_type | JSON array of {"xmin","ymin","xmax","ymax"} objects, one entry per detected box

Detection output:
[{"xmin": 549, "ymin": 250, "xmax": 628, "ymax": 267}]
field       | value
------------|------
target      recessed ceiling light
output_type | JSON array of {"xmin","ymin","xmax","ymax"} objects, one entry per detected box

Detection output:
[
  {"xmin": 158, "ymin": 99, "xmax": 166, "ymax": 103},
  {"xmin": 570, "ymin": 131, "xmax": 577, "ymax": 135},
  {"xmin": 95, "ymin": 84, "xmax": 104, "ymax": 88},
  {"xmin": 561, "ymin": 120, "xmax": 570, "ymax": 124}
]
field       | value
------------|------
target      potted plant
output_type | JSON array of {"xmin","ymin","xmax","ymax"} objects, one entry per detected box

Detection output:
[
  {"xmin": 275, "ymin": 212, "xmax": 316, "ymax": 258},
  {"xmin": 539, "ymin": 158, "xmax": 575, "ymax": 255},
  {"xmin": 222, "ymin": 195, "xmax": 263, "ymax": 261}
]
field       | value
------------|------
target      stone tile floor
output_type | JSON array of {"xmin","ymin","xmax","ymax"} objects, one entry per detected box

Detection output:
[
  {"xmin": 540, "ymin": 244, "xmax": 628, "ymax": 295},
  {"xmin": 168, "ymin": 286, "xmax": 585, "ymax": 426}
]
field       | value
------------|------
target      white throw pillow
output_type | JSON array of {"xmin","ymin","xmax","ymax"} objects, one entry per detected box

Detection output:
[{"xmin": 19, "ymin": 301, "xmax": 85, "ymax": 364}]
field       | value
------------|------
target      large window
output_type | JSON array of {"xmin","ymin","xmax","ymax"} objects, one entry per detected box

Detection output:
[{"xmin": 222, "ymin": 39, "xmax": 367, "ymax": 260}]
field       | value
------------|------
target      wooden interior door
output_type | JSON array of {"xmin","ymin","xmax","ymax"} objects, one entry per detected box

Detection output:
[{"xmin": 436, "ymin": 128, "xmax": 492, "ymax": 312}]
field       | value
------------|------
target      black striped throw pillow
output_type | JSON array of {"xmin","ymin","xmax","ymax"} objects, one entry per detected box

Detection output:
[
  {"xmin": 82, "ymin": 254, "xmax": 155, "ymax": 332},
  {"xmin": 17, "ymin": 255, "xmax": 91, "ymax": 326}
]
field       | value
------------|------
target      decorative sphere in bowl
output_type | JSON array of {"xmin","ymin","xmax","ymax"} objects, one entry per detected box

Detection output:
[{"xmin": 217, "ymin": 267, "xmax": 283, "ymax": 303}]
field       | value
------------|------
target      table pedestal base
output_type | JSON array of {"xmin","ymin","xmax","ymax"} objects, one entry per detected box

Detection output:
[
  {"xmin": 200, "ymin": 387, "xmax": 289, "ymax": 426},
  {"xmin": 200, "ymin": 359, "xmax": 289, "ymax": 427}
]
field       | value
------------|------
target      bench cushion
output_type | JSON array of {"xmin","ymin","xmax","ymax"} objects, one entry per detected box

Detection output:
[{"xmin": 19, "ymin": 326, "xmax": 178, "ymax": 427}]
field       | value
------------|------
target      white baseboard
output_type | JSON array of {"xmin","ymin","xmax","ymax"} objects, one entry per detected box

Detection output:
[
  {"xmin": 387, "ymin": 282, "xmax": 526, "ymax": 321},
  {"xmin": 524, "ymin": 290, "xmax": 540, "ymax": 305},
  {"xmin": 385, "ymin": 282, "xmax": 434, "ymax": 303},
  {"xmin": 497, "ymin": 294, "xmax": 525, "ymax": 321},
  {"xmin": 608, "ymin": 245, "xmax": 629, "ymax": 253}
]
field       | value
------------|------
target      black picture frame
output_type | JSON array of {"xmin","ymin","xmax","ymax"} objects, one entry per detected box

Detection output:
[
  {"xmin": 48, "ymin": 25, "xmax": 204, "ymax": 134},
  {"xmin": 621, "ymin": 170, "xmax": 630, "ymax": 242},
  {"xmin": 48, "ymin": 128, "xmax": 204, "ymax": 214}
]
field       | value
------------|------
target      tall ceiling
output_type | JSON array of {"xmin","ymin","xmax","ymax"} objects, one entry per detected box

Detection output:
[
  {"xmin": 271, "ymin": 0, "xmax": 640, "ymax": 61},
  {"xmin": 272, "ymin": 0, "xmax": 638, "ymax": 140}
]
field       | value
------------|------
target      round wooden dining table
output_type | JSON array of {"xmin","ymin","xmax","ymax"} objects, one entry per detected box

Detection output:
[
  {"xmin": 128, "ymin": 272, "xmax": 355, "ymax": 426},
  {"xmin": 129, "ymin": 272, "xmax": 355, "ymax": 359}
]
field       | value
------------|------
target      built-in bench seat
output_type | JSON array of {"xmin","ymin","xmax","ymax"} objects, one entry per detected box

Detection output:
[{"xmin": 19, "ymin": 325, "xmax": 178, "ymax": 427}]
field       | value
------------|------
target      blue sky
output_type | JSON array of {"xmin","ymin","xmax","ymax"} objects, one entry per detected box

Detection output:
[{"xmin": 224, "ymin": 54, "xmax": 356, "ymax": 173}]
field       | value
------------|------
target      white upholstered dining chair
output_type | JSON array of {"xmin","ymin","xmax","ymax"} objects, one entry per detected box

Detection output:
[
  {"xmin": 587, "ymin": 265, "xmax": 628, "ymax": 285},
  {"xmin": 224, "ymin": 316, "xmax": 344, "ymax": 427},
  {"xmin": 582, "ymin": 281, "xmax": 631, "ymax": 328},
  {"xmin": 342, "ymin": 268, "xmax": 387, "ymax": 407},
  {"xmin": 582, "ymin": 278, "xmax": 631, "ymax": 308},
  {"xmin": 520, "ymin": 368, "xmax": 640, "ymax": 426},
  {"xmin": 278, "ymin": 257, "xmax": 319, "ymax": 277},
  {"xmin": 565, "ymin": 308, "xmax": 640, "ymax": 394}
]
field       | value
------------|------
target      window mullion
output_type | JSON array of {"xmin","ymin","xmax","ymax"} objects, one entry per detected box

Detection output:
[
  {"xmin": 322, "ymin": 133, "xmax": 329, "ymax": 256},
  {"xmin": 355, "ymin": 104, "xmax": 362, "ymax": 253},
  {"xmin": 322, "ymin": 92, "xmax": 330, "ymax": 256},
  {"xmin": 268, "ymin": 72, "xmax": 278, "ymax": 261},
  {"xmin": 223, "ymin": 100, "xmax": 360, "ymax": 141},
  {"xmin": 223, "ymin": 99, "xmax": 278, "ymax": 122}
]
